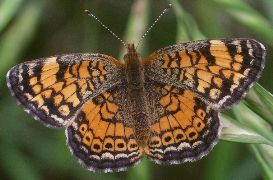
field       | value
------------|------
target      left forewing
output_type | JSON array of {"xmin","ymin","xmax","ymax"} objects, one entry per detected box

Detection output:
[{"xmin": 7, "ymin": 53, "xmax": 123, "ymax": 127}]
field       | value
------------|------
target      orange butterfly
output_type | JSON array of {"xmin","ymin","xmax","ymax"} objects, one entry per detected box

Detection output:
[{"xmin": 7, "ymin": 38, "xmax": 266, "ymax": 172}]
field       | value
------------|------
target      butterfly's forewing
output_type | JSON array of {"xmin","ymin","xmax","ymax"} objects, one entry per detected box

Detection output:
[
  {"xmin": 66, "ymin": 87, "xmax": 143, "ymax": 172},
  {"xmin": 144, "ymin": 81, "xmax": 219, "ymax": 163},
  {"xmin": 7, "ymin": 53, "xmax": 123, "ymax": 127},
  {"xmin": 144, "ymin": 39, "xmax": 266, "ymax": 110}
]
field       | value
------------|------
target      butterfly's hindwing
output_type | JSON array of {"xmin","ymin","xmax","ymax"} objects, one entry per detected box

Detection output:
[
  {"xmin": 66, "ymin": 86, "xmax": 143, "ymax": 172},
  {"xmin": 144, "ymin": 80, "xmax": 219, "ymax": 163}
]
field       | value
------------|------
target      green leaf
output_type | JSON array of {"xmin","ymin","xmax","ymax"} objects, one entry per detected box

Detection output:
[
  {"xmin": 0, "ymin": 141, "xmax": 42, "ymax": 180},
  {"xmin": 212, "ymin": 0, "xmax": 273, "ymax": 46},
  {"xmin": 220, "ymin": 114, "xmax": 273, "ymax": 146},
  {"xmin": 245, "ymin": 84, "xmax": 273, "ymax": 125},
  {"xmin": 0, "ymin": 0, "xmax": 24, "ymax": 32},
  {"xmin": 251, "ymin": 145, "xmax": 273, "ymax": 179},
  {"xmin": 170, "ymin": 0, "xmax": 205, "ymax": 42},
  {"xmin": 231, "ymin": 103, "xmax": 273, "ymax": 145},
  {"xmin": 0, "ymin": 1, "xmax": 44, "ymax": 85},
  {"xmin": 119, "ymin": 0, "xmax": 150, "ymax": 60},
  {"xmin": 261, "ymin": 0, "xmax": 273, "ymax": 22},
  {"xmin": 127, "ymin": 158, "xmax": 151, "ymax": 180}
]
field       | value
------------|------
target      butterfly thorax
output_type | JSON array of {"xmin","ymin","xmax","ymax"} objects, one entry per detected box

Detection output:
[
  {"xmin": 124, "ymin": 44, "xmax": 143, "ymax": 89},
  {"xmin": 124, "ymin": 44, "xmax": 150, "ymax": 147}
]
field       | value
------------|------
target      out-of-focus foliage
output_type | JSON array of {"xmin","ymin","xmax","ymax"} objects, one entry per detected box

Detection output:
[{"xmin": 0, "ymin": 0, "xmax": 272, "ymax": 179}]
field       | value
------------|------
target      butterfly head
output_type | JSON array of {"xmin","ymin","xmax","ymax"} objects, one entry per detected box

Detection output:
[{"xmin": 124, "ymin": 43, "xmax": 142, "ymax": 66}]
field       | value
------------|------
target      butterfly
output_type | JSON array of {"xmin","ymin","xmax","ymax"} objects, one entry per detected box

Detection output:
[{"xmin": 6, "ymin": 38, "xmax": 266, "ymax": 172}]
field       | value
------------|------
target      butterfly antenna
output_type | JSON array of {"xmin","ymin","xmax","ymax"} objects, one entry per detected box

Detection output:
[
  {"xmin": 85, "ymin": 9, "xmax": 127, "ymax": 48},
  {"xmin": 136, "ymin": 4, "xmax": 172, "ymax": 49}
]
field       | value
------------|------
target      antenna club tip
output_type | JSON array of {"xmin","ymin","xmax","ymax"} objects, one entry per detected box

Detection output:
[
  {"xmin": 84, "ymin": 9, "xmax": 91, "ymax": 15},
  {"xmin": 167, "ymin": 3, "xmax": 172, "ymax": 8}
]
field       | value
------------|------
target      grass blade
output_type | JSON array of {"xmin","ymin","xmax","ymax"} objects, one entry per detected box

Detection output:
[
  {"xmin": 231, "ymin": 103, "xmax": 273, "ymax": 145},
  {"xmin": 0, "ymin": 0, "xmax": 24, "ymax": 32},
  {"xmin": 245, "ymin": 84, "xmax": 273, "ymax": 125},
  {"xmin": 251, "ymin": 145, "xmax": 273, "ymax": 179},
  {"xmin": 0, "ymin": 1, "xmax": 44, "ymax": 85},
  {"xmin": 119, "ymin": 0, "xmax": 149, "ymax": 60},
  {"xmin": 220, "ymin": 114, "xmax": 273, "ymax": 146},
  {"xmin": 212, "ymin": 0, "xmax": 273, "ymax": 46},
  {"xmin": 170, "ymin": 0, "xmax": 205, "ymax": 42}
]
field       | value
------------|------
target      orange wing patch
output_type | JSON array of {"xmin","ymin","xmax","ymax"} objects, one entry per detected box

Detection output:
[
  {"xmin": 7, "ymin": 53, "xmax": 123, "ymax": 127},
  {"xmin": 144, "ymin": 39, "xmax": 266, "ymax": 110},
  {"xmin": 145, "ymin": 82, "xmax": 219, "ymax": 164},
  {"xmin": 66, "ymin": 89, "xmax": 142, "ymax": 172}
]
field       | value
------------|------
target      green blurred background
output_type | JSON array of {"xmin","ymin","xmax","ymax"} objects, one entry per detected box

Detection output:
[{"xmin": 0, "ymin": 0, "xmax": 273, "ymax": 179}]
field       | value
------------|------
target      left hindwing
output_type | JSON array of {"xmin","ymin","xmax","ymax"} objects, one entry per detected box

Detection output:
[
  {"xmin": 144, "ymin": 39, "xmax": 266, "ymax": 110},
  {"xmin": 66, "ymin": 87, "xmax": 143, "ymax": 172}
]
